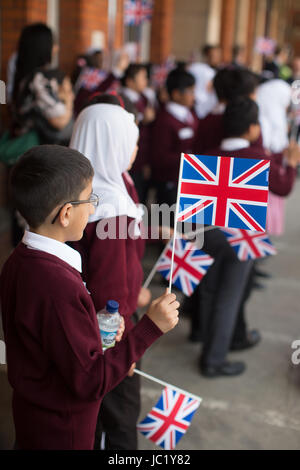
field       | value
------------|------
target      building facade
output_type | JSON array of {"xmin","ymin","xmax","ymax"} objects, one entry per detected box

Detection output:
[{"xmin": 1, "ymin": 0, "xmax": 300, "ymax": 83}]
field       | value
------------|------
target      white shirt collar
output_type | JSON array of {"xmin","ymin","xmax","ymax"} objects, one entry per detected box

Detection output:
[
  {"xmin": 22, "ymin": 230, "xmax": 82, "ymax": 273},
  {"xmin": 166, "ymin": 101, "xmax": 193, "ymax": 124},
  {"xmin": 122, "ymin": 87, "xmax": 140, "ymax": 103},
  {"xmin": 220, "ymin": 138, "xmax": 250, "ymax": 151}
]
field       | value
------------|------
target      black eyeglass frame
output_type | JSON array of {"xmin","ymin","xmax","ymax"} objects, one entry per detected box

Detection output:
[{"xmin": 51, "ymin": 193, "xmax": 99, "ymax": 225}]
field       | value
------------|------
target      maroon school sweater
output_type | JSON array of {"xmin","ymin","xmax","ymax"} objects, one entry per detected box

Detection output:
[
  {"xmin": 71, "ymin": 175, "xmax": 145, "ymax": 333},
  {"xmin": 131, "ymin": 93, "xmax": 152, "ymax": 173},
  {"xmin": 196, "ymin": 112, "xmax": 264, "ymax": 153},
  {"xmin": 0, "ymin": 243, "xmax": 162, "ymax": 450},
  {"xmin": 151, "ymin": 106, "xmax": 199, "ymax": 183},
  {"xmin": 207, "ymin": 144, "xmax": 297, "ymax": 196}
]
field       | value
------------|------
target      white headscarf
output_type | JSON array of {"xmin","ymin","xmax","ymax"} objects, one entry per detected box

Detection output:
[
  {"xmin": 188, "ymin": 62, "xmax": 218, "ymax": 119},
  {"xmin": 257, "ymin": 79, "xmax": 291, "ymax": 153},
  {"xmin": 70, "ymin": 103, "xmax": 141, "ymax": 225}
]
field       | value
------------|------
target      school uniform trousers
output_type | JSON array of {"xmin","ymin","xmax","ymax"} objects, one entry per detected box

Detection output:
[
  {"xmin": 199, "ymin": 251, "xmax": 253, "ymax": 367},
  {"xmin": 94, "ymin": 312, "xmax": 141, "ymax": 450}
]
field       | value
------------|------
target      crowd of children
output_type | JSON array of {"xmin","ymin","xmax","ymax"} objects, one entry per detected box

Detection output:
[{"xmin": 1, "ymin": 23, "xmax": 300, "ymax": 450}]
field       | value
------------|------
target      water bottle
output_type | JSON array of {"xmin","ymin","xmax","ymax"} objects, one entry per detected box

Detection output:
[{"xmin": 97, "ymin": 300, "xmax": 121, "ymax": 352}]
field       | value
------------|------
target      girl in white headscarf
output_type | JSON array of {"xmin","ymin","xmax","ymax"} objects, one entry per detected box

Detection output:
[
  {"xmin": 69, "ymin": 103, "xmax": 151, "ymax": 449},
  {"xmin": 256, "ymin": 79, "xmax": 293, "ymax": 236},
  {"xmin": 257, "ymin": 78, "xmax": 291, "ymax": 153},
  {"xmin": 70, "ymin": 103, "xmax": 141, "ymax": 224},
  {"xmin": 188, "ymin": 62, "xmax": 218, "ymax": 119}
]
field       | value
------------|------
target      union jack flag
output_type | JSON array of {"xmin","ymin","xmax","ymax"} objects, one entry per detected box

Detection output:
[
  {"xmin": 221, "ymin": 228, "xmax": 277, "ymax": 261},
  {"xmin": 137, "ymin": 386, "xmax": 201, "ymax": 450},
  {"xmin": 151, "ymin": 57, "xmax": 175, "ymax": 88},
  {"xmin": 77, "ymin": 67, "xmax": 107, "ymax": 91},
  {"xmin": 124, "ymin": 0, "xmax": 153, "ymax": 25},
  {"xmin": 255, "ymin": 37, "xmax": 276, "ymax": 55},
  {"xmin": 156, "ymin": 237, "xmax": 214, "ymax": 296},
  {"xmin": 178, "ymin": 153, "xmax": 270, "ymax": 232}
]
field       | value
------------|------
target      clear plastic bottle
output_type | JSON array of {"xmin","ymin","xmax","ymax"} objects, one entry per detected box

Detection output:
[{"xmin": 97, "ymin": 300, "xmax": 121, "ymax": 352}]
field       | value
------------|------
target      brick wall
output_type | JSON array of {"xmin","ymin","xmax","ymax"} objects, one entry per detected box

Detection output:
[
  {"xmin": 0, "ymin": 0, "xmax": 47, "ymax": 83},
  {"xmin": 59, "ymin": 0, "xmax": 124, "ymax": 77},
  {"xmin": 150, "ymin": 0, "xmax": 174, "ymax": 63}
]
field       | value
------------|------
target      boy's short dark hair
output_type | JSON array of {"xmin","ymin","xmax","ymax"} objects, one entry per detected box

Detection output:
[
  {"xmin": 202, "ymin": 44, "xmax": 220, "ymax": 57},
  {"xmin": 166, "ymin": 67, "xmax": 195, "ymax": 96},
  {"xmin": 121, "ymin": 63, "xmax": 147, "ymax": 87},
  {"xmin": 223, "ymin": 97, "xmax": 259, "ymax": 137},
  {"xmin": 213, "ymin": 67, "xmax": 259, "ymax": 101},
  {"xmin": 10, "ymin": 145, "xmax": 94, "ymax": 228}
]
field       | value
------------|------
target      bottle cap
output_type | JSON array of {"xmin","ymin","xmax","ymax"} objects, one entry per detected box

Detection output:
[{"xmin": 106, "ymin": 300, "xmax": 119, "ymax": 313}]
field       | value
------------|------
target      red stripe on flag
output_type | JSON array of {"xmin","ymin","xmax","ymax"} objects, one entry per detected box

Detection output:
[{"xmin": 149, "ymin": 394, "xmax": 189, "ymax": 443}]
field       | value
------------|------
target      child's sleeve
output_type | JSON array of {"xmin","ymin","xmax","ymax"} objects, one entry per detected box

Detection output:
[
  {"xmin": 151, "ymin": 117, "xmax": 178, "ymax": 176},
  {"xmin": 31, "ymin": 72, "xmax": 66, "ymax": 119},
  {"xmin": 42, "ymin": 295, "xmax": 162, "ymax": 401},
  {"xmin": 269, "ymin": 152, "xmax": 297, "ymax": 196}
]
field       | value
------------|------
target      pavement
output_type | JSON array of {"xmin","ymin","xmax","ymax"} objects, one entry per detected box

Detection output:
[{"xmin": 0, "ymin": 181, "xmax": 300, "ymax": 450}]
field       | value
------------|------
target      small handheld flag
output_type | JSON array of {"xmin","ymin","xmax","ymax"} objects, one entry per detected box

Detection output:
[
  {"xmin": 156, "ymin": 237, "xmax": 214, "ymax": 296},
  {"xmin": 124, "ymin": 0, "xmax": 153, "ymax": 25},
  {"xmin": 137, "ymin": 386, "xmax": 201, "ymax": 450},
  {"xmin": 221, "ymin": 228, "xmax": 277, "ymax": 261},
  {"xmin": 177, "ymin": 153, "xmax": 270, "ymax": 231}
]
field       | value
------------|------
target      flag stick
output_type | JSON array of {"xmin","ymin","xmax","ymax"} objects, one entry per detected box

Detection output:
[
  {"xmin": 134, "ymin": 368, "xmax": 202, "ymax": 403},
  {"xmin": 142, "ymin": 225, "xmax": 218, "ymax": 289},
  {"xmin": 142, "ymin": 242, "xmax": 169, "ymax": 289},
  {"xmin": 168, "ymin": 153, "xmax": 185, "ymax": 293}
]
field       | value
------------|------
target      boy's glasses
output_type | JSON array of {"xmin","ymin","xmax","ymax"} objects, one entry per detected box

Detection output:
[{"xmin": 51, "ymin": 193, "xmax": 99, "ymax": 225}]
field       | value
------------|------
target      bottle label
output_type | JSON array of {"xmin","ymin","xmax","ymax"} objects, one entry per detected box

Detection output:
[{"xmin": 100, "ymin": 328, "xmax": 118, "ymax": 351}]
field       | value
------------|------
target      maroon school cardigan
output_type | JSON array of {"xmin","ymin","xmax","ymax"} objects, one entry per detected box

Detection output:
[
  {"xmin": 131, "ymin": 93, "xmax": 153, "ymax": 173},
  {"xmin": 151, "ymin": 106, "xmax": 199, "ymax": 184},
  {"xmin": 71, "ymin": 175, "xmax": 145, "ymax": 333},
  {"xmin": 0, "ymin": 243, "xmax": 162, "ymax": 450},
  {"xmin": 206, "ymin": 145, "xmax": 297, "ymax": 196}
]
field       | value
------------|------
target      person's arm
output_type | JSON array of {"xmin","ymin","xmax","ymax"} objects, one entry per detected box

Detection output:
[
  {"xmin": 31, "ymin": 72, "xmax": 74, "ymax": 130},
  {"xmin": 48, "ymin": 92, "xmax": 73, "ymax": 129},
  {"xmin": 43, "ymin": 290, "xmax": 178, "ymax": 401},
  {"xmin": 269, "ymin": 143, "xmax": 299, "ymax": 196}
]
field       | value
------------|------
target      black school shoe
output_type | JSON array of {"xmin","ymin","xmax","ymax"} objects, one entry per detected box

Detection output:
[
  {"xmin": 200, "ymin": 361, "xmax": 246, "ymax": 378},
  {"xmin": 230, "ymin": 329, "xmax": 261, "ymax": 352}
]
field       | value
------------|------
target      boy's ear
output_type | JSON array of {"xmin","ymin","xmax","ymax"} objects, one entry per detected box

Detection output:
[
  {"xmin": 59, "ymin": 203, "xmax": 73, "ymax": 228},
  {"xmin": 171, "ymin": 89, "xmax": 181, "ymax": 102},
  {"xmin": 248, "ymin": 123, "xmax": 261, "ymax": 141}
]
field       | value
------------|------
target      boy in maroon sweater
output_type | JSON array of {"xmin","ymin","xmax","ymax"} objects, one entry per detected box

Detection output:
[
  {"xmin": 151, "ymin": 67, "xmax": 198, "ymax": 207},
  {"xmin": 196, "ymin": 67, "xmax": 261, "ymax": 153},
  {"xmin": 0, "ymin": 145, "xmax": 179, "ymax": 450}
]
